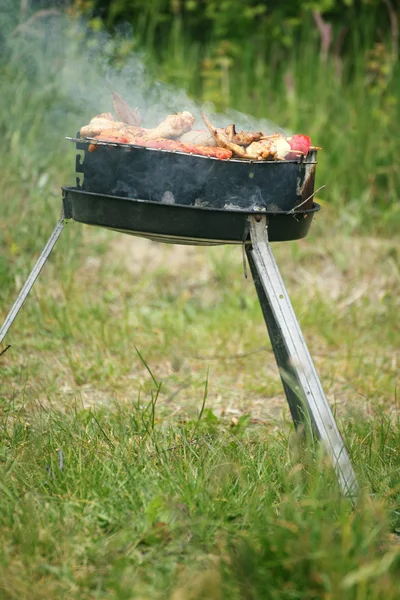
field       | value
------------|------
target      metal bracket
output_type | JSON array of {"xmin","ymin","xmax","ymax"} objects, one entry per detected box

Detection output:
[
  {"xmin": 0, "ymin": 216, "xmax": 66, "ymax": 346},
  {"xmin": 246, "ymin": 214, "xmax": 358, "ymax": 499}
]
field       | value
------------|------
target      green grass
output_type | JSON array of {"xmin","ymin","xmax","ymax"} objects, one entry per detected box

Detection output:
[
  {"xmin": 1, "ymin": 221, "xmax": 397, "ymax": 420},
  {"xmin": 0, "ymin": 8, "xmax": 400, "ymax": 599},
  {"xmin": 0, "ymin": 399, "xmax": 399, "ymax": 599}
]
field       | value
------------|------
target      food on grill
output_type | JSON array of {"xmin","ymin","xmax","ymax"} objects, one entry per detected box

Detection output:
[
  {"xmin": 80, "ymin": 113, "xmax": 125, "ymax": 138},
  {"xmin": 112, "ymin": 90, "xmax": 142, "ymax": 126},
  {"xmin": 79, "ymin": 95, "xmax": 317, "ymax": 161},
  {"xmin": 146, "ymin": 139, "xmax": 231, "ymax": 159},
  {"xmin": 87, "ymin": 129, "xmax": 131, "ymax": 151},
  {"xmin": 245, "ymin": 139, "xmax": 280, "ymax": 160},
  {"xmin": 144, "ymin": 111, "xmax": 195, "ymax": 140},
  {"xmin": 203, "ymin": 117, "xmax": 267, "ymax": 150},
  {"xmin": 87, "ymin": 128, "xmax": 232, "ymax": 159},
  {"xmin": 202, "ymin": 113, "xmax": 249, "ymax": 158},
  {"xmin": 80, "ymin": 111, "xmax": 194, "ymax": 142},
  {"xmin": 288, "ymin": 134, "xmax": 311, "ymax": 154},
  {"xmin": 272, "ymin": 136, "xmax": 293, "ymax": 159},
  {"xmin": 203, "ymin": 114, "xmax": 291, "ymax": 160},
  {"xmin": 224, "ymin": 123, "xmax": 264, "ymax": 146}
]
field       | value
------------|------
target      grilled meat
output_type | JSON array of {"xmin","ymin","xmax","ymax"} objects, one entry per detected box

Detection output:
[
  {"xmin": 80, "ymin": 113, "xmax": 125, "ymax": 137},
  {"xmin": 202, "ymin": 114, "xmax": 294, "ymax": 160},
  {"xmin": 202, "ymin": 113, "xmax": 247, "ymax": 158},
  {"xmin": 272, "ymin": 136, "xmax": 291, "ymax": 159},
  {"xmin": 225, "ymin": 123, "xmax": 264, "ymax": 146},
  {"xmin": 87, "ymin": 128, "xmax": 132, "ymax": 152},
  {"xmin": 245, "ymin": 140, "xmax": 278, "ymax": 160},
  {"xmin": 90, "ymin": 130, "xmax": 232, "ymax": 159},
  {"xmin": 81, "ymin": 111, "xmax": 195, "ymax": 141},
  {"xmin": 244, "ymin": 136, "xmax": 291, "ymax": 160},
  {"xmin": 80, "ymin": 98, "xmax": 316, "ymax": 161},
  {"xmin": 203, "ymin": 114, "xmax": 265, "ymax": 152},
  {"xmin": 145, "ymin": 139, "xmax": 232, "ymax": 159},
  {"xmin": 143, "ymin": 111, "xmax": 195, "ymax": 140}
]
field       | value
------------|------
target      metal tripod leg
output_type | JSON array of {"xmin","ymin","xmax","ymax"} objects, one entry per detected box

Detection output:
[
  {"xmin": 246, "ymin": 214, "xmax": 358, "ymax": 499},
  {"xmin": 0, "ymin": 216, "xmax": 66, "ymax": 346}
]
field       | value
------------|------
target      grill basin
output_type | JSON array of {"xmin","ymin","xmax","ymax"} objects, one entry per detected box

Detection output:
[{"xmin": 73, "ymin": 138, "xmax": 317, "ymax": 213}]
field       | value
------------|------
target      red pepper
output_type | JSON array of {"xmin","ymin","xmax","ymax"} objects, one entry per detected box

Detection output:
[{"xmin": 287, "ymin": 134, "xmax": 311, "ymax": 159}]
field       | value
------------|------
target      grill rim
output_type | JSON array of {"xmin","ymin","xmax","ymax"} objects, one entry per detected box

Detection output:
[{"xmin": 63, "ymin": 185, "xmax": 321, "ymax": 216}]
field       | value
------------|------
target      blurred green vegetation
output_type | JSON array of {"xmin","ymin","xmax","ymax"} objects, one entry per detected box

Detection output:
[{"xmin": 73, "ymin": 0, "xmax": 394, "ymax": 53}]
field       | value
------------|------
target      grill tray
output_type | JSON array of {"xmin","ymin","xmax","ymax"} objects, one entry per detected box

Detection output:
[{"xmin": 62, "ymin": 186, "xmax": 320, "ymax": 245}]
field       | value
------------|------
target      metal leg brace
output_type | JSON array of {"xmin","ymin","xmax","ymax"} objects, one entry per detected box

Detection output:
[
  {"xmin": 246, "ymin": 215, "xmax": 358, "ymax": 499},
  {"xmin": 0, "ymin": 217, "xmax": 65, "ymax": 346}
]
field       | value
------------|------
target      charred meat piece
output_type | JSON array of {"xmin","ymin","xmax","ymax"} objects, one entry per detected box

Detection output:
[
  {"xmin": 202, "ymin": 113, "xmax": 246, "ymax": 158},
  {"xmin": 225, "ymin": 123, "xmax": 264, "ymax": 146}
]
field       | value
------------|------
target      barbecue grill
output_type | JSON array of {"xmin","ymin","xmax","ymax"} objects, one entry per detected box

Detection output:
[{"xmin": 0, "ymin": 135, "xmax": 358, "ymax": 498}]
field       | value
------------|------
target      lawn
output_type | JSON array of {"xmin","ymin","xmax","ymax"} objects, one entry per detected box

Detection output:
[{"xmin": 0, "ymin": 9, "xmax": 400, "ymax": 599}]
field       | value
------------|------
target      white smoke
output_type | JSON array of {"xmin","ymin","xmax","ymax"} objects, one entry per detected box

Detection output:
[{"xmin": 4, "ymin": 9, "xmax": 289, "ymax": 138}]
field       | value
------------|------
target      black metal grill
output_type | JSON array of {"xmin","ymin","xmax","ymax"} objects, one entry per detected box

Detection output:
[{"xmin": 62, "ymin": 137, "xmax": 320, "ymax": 245}]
